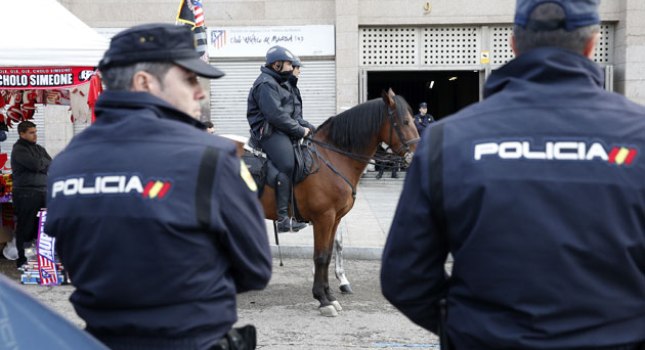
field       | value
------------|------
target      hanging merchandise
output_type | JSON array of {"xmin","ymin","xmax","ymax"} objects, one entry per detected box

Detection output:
[{"xmin": 87, "ymin": 73, "xmax": 103, "ymax": 123}]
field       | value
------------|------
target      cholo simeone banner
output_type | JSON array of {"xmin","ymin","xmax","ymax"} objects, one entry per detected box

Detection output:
[{"xmin": 0, "ymin": 66, "xmax": 95, "ymax": 90}]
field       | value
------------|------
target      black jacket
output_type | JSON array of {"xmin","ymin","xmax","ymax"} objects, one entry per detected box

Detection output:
[
  {"xmin": 46, "ymin": 91, "xmax": 272, "ymax": 347},
  {"xmin": 382, "ymin": 48, "xmax": 645, "ymax": 349},
  {"xmin": 247, "ymin": 66, "xmax": 306, "ymax": 140},
  {"xmin": 413, "ymin": 113, "xmax": 434, "ymax": 135},
  {"xmin": 11, "ymin": 138, "xmax": 51, "ymax": 191},
  {"xmin": 289, "ymin": 75, "xmax": 316, "ymax": 132}
]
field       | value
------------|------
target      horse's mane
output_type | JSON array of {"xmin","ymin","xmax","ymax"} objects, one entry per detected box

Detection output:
[{"xmin": 317, "ymin": 96, "xmax": 411, "ymax": 154}]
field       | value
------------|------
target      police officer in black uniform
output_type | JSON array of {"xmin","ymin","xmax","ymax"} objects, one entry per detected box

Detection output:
[
  {"xmin": 46, "ymin": 23, "xmax": 271, "ymax": 350},
  {"xmin": 413, "ymin": 102, "xmax": 434, "ymax": 135},
  {"xmin": 247, "ymin": 46, "xmax": 312, "ymax": 233},
  {"xmin": 381, "ymin": 0, "xmax": 645, "ymax": 349},
  {"xmin": 289, "ymin": 56, "xmax": 316, "ymax": 133}
]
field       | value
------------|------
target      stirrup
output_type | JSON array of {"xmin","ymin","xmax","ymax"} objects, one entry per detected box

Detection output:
[
  {"xmin": 290, "ymin": 219, "xmax": 307, "ymax": 232},
  {"xmin": 277, "ymin": 218, "xmax": 307, "ymax": 233}
]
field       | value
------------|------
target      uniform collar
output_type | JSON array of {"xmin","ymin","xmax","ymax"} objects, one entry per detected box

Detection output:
[
  {"xmin": 95, "ymin": 91, "xmax": 205, "ymax": 130},
  {"xmin": 261, "ymin": 65, "xmax": 290, "ymax": 84},
  {"xmin": 288, "ymin": 74, "xmax": 299, "ymax": 87},
  {"xmin": 484, "ymin": 47, "xmax": 604, "ymax": 99}
]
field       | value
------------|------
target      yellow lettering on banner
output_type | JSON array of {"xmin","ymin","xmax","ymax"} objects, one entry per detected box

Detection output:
[{"xmin": 240, "ymin": 160, "xmax": 257, "ymax": 192}]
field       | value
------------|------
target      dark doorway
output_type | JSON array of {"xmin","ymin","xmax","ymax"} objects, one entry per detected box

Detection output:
[{"xmin": 367, "ymin": 70, "xmax": 480, "ymax": 120}]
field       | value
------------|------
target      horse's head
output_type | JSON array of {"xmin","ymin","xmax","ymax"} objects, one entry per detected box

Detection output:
[{"xmin": 380, "ymin": 89, "xmax": 420, "ymax": 165}]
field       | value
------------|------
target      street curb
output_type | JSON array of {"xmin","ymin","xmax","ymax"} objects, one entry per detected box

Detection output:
[{"xmin": 270, "ymin": 245, "xmax": 383, "ymax": 260}]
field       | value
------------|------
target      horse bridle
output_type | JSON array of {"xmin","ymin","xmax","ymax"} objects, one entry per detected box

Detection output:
[
  {"xmin": 303, "ymin": 101, "xmax": 420, "ymax": 198},
  {"xmin": 308, "ymin": 100, "xmax": 420, "ymax": 167},
  {"xmin": 385, "ymin": 101, "xmax": 420, "ymax": 160}
]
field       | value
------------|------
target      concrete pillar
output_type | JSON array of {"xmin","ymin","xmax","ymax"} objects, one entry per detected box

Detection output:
[
  {"xmin": 335, "ymin": 0, "xmax": 359, "ymax": 112},
  {"xmin": 614, "ymin": 0, "xmax": 645, "ymax": 105},
  {"xmin": 623, "ymin": 0, "xmax": 645, "ymax": 105}
]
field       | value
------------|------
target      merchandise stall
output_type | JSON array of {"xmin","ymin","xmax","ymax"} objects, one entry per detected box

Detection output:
[{"xmin": 0, "ymin": 0, "xmax": 108, "ymax": 283}]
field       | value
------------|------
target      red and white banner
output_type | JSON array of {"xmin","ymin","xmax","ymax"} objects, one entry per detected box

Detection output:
[{"xmin": 0, "ymin": 66, "xmax": 95, "ymax": 90}]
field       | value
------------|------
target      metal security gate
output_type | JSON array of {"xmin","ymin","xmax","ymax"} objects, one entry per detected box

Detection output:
[
  {"xmin": 488, "ymin": 24, "xmax": 614, "ymax": 67},
  {"xmin": 360, "ymin": 26, "xmax": 482, "ymax": 70},
  {"xmin": 209, "ymin": 60, "xmax": 336, "ymax": 137},
  {"xmin": 359, "ymin": 24, "xmax": 616, "ymax": 98},
  {"xmin": 360, "ymin": 24, "xmax": 615, "ymax": 69}
]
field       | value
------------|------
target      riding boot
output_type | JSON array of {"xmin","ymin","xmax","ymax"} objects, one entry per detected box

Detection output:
[
  {"xmin": 376, "ymin": 169, "xmax": 384, "ymax": 180},
  {"xmin": 391, "ymin": 169, "xmax": 399, "ymax": 179},
  {"xmin": 276, "ymin": 173, "xmax": 307, "ymax": 233}
]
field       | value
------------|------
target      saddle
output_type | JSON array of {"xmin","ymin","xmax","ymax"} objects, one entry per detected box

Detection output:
[{"xmin": 242, "ymin": 137, "xmax": 318, "ymax": 197}]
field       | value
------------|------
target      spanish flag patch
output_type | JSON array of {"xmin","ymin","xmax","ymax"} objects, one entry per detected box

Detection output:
[{"xmin": 240, "ymin": 160, "xmax": 257, "ymax": 192}]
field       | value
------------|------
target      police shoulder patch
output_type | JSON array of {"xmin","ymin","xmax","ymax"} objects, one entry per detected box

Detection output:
[{"xmin": 240, "ymin": 160, "xmax": 257, "ymax": 192}]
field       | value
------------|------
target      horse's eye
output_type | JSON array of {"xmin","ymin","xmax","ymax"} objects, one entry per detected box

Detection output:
[{"xmin": 403, "ymin": 120, "xmax": 409, "ymax": 125}]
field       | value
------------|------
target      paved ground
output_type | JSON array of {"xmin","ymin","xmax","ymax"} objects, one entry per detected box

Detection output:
[
  {"xmin": 0, "ymin": 176, "xmax": 435, "ymax": 349},
  {"xmin": 0, "ymin": 257, "xmax": 441, "ymax": 350},
  {"xmin": 265, "ymin": 176, "xmax": 405, "ymax": 260}
]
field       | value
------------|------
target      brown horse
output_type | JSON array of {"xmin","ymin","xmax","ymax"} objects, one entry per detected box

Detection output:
[{"xmin": 259, "ymin": 89, "xmax": 420, "ymax": 316}]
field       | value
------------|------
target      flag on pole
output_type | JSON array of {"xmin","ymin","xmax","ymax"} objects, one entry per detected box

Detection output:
[
  {"xmin": 176, "ymin": 0, "xmax": 195, "ymax": 27},
  {"xmin": 176, "ymin": 0, "xmax": 209, "ymax": 61}
]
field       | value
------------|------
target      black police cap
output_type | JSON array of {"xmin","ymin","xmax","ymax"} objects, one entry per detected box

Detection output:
[
  {"xmin": 515, "ymin": 0, "xmax": 600, "ymax": 32},
  {"xmin": 98, "ymin": 23, "xmax": 224, "ymax": 79}
]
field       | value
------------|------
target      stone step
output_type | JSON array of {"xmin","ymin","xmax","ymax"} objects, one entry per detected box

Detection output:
[{"xmin": 361, "ymin": 170, "xmax": 406, "ymax": 181}]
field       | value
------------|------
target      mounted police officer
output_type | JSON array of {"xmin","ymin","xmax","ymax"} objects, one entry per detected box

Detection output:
[
  {"xmin": 382, "ymin": 0, "xmax": 645, "ymax": 349},
  {"xmin": 247, "ymin": 46, "xmax": 312, "ymax": 233},
  {"xmin": 46, "ymin": 23, "xmax": 271, "ymax": 350}
]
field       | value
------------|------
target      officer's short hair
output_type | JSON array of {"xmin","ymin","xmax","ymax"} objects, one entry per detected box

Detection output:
[
  {"xmin": 18, "ymin": 121, "xmax": 36, "ymax": 134},
  {"xmin": 101, "ymin": 62, "xmax": 174, "ymax": 91},
  {"xmin": 513, "ymin": 3, "xmax": 600, "ymax": 56}
]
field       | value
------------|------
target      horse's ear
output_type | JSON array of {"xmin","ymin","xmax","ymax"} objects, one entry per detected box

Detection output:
[{"xmin": 381, "ymin": 89, "xmax": 395, "ymax": 107}]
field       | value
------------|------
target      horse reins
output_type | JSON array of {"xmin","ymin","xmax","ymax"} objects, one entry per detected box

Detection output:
[
  {"xmin": 309, "ymin": 138, "xmax": 406, "ymax": 169},
  {"xmin": 309, "ymin": 101, "xmax": 419, "ymax": 169},
  {"xmin": 386, "ymin": 100, "xmax": 421, "ymax": 156},
  {"xmin": 306, "ymin": 101, "xmax": 420, "ymax": 198}
]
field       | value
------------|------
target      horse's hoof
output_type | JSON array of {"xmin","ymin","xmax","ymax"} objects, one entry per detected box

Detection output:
[
  {"xmin": 331, "ymin": 300, "xmax": 342, "ymax": 312},
  {"xmin": 340, "ymin": 284, "xmax": 353, "ymax": 294},
  {"xmin": 319, "ymin": 305, "xmax": 338, "ymax": 317}
]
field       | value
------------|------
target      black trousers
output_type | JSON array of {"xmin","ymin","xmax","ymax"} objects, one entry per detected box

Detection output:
[
  {"xmin": 13, "ymin": 189, "xmax": 46, "ymax": 263},
  {"xmin": 259, "ymin": 131, "xmax": 295, "ymax": 177}
]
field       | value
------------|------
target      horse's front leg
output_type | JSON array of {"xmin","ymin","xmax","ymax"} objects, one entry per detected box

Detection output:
[
  {"xmin": 312, "ymin": 216, "xmax": 337, "ymax": 317},
  {"xmin": 323, "ymin": 219, "xmax": 343, "ymax": 313},
  {"xmin": 334, "ymin": 219, "xmax": 353, "ymax": 294}
]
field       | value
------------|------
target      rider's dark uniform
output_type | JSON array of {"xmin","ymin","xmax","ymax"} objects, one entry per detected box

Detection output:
[
  {"xmin": 46, "ymin": 91, "xmax": 272, "ymax": 349},
  {"xmin": 289, "ymin": 74, "xmax": 316, "ymax": 132},
  {"xmin": 382, "ymin": 47, "xmax": 645, "ymax": 349},
  {"xmin": 247, "ymin": 66, "xmax": 306, "ymax": 145},
  {"xmin": 247, "ymin": 51, "xmax": 309, "ymax": 232}
]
